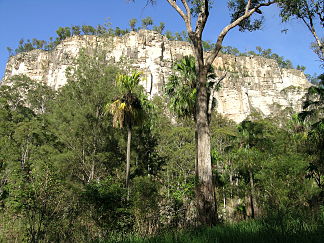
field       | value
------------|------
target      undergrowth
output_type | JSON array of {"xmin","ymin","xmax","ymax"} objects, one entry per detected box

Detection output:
[{"xmin": 105, "ymin": 219, "xmax": 324, "ymax": 243}]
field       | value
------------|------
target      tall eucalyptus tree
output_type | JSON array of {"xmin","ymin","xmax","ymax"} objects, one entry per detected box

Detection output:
[{"xmin": 130, "ymin": 0, "xmax": 276, "ymax": 225}]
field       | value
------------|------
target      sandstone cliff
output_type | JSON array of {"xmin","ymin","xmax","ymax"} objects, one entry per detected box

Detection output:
[{"xmin": 2, "ymin": 30, "xmax": 311, "ymax": 122}]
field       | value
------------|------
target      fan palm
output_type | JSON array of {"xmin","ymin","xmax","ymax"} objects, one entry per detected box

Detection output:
[
  {"xmin": 165, "ymin": 55, "xmax": 197, "ymax": 118},
  {"xmin": 106, "ymin": 72, "xmax": 144, "ymax": 191},
  {"xmin": 165, "ymin": 55, "xmax": 220, "ymax": 119},
  {"xmin": 165, "ymin": 56, "xmax": 225, "ymax": 217}
]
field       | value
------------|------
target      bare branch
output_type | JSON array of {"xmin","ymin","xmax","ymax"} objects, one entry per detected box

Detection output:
[
  {"xmin": 195, "ymin": 0, "xmax": 209, "ymax": 37},
  {"xmin": 181, "ymin": 0, "xmax": 193, "ymax": 31},
  {"xmin": 303, "ymin": 1, "xmax": 323, "ymax": 54},
  {"xmin": 245, "ymin": 0, "xmax": 252, "ymax": 14},
  {"xmin": 303, "ymin": 17, "xmax": 323, "ymax": 56},
  {"xmin": 166, "ymin": 0, "xmax": 192, "ymax": 32},
  {"xmin": 206, "ymin": 1, "xmax": 275, "ymax": 65}
]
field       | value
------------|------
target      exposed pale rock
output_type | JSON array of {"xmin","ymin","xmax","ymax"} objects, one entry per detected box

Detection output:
[{"xmin": 2, "ymin": 30, "xmax": 311, "ymax": 122}]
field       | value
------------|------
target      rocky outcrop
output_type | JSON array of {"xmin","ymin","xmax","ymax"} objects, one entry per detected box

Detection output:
[
  {"xmin": 212, "ymin": 55, "xmax": 310, "ymax": 121},
  {"xmin": 2, "ymin": 30, "xmax": 311, "ymax": 122}
]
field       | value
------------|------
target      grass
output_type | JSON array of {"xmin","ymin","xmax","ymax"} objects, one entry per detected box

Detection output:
[{"xmin": 106, "ymin": 220, "xmax": 324, "ymax": 243}]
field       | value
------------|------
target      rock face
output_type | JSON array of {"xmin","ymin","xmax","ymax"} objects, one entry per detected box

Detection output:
[{"xmin": 2, "ymin": 30, "xmax": 311, "ymax": 122}]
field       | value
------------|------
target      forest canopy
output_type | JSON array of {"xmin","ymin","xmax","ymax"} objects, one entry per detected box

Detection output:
[
  {"xmin": 0, "ymin": 48, "xmax": 323, "ymax": 241},
  {"xmin": 1, "ymin": 0, "xmax": 323, "ymax": 240}
]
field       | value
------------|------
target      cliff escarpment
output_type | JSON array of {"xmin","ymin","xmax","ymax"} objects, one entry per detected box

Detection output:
[{"xmin": 2, "ymin": 30, "xmax": 310, "ymax": 122}]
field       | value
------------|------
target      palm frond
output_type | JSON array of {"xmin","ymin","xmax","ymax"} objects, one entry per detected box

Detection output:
[
  {"xmin": 109, "ymin": 99, "xmax": 126, "ymax": 128},
  {"xmin": 107, "ymin": 71, "xmax": 147, "ymax": 129},
  {"xmin": 116, "ymin": 71, "xmax": 142, "ymax": 93}
]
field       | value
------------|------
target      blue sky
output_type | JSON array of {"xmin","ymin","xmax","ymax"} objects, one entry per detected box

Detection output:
[{"xmin": 0, "ymin": 0, "xmax": 323, "ymax": 79}]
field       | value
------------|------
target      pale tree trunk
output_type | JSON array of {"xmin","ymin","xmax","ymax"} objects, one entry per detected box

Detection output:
[
  {"xmin": 300, "ymin": 1, "xmax": 324, "ymax": 59},
  {"xmin": 126, "ymin": 125, "xmax": 132, "ymax": 200},
  {"xmin": 195, "ymin": 68, "xmax": 217, "ymax": 226},
  {"xmin": 163, "ymin": 0, "xmax": 275, "ymax": 226},
  {"xmin": 195, "ymin": 130, "xmax": 198, "ymax": 176},
  {"xmin": 249, "ymin": 170, "xmax": 256, "ymax": 218}
]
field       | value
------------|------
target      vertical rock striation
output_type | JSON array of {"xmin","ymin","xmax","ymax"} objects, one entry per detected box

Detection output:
[{"xmin": 2, "ymin": 30, "xmax": 311, "ymax": 122}]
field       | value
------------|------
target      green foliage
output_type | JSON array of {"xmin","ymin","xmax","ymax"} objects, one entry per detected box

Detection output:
[
  {"xmin": 1, "ymin": 76, "xmax": 322, "ymax": 241},
  {"xmin": 165, "ymin": 56, "xmax": 198, "ymax": 118},
  {"xmin": 187, "ymin": 0, "xmax": 214, "ymax": 17},
  {"xmin": 254, "ymin": 46, "xmax": 293, "ymax": 69},
  {"xmin": 13, "ymin": 38, "xmax": 37, "ymax": 54},
  {"xmin": 209, "ymin": 114, "xmax": 321, "ymax": 223},
  {"xmin": 131, "ymin": 124, "xmax": 165, "ymax": 177},
  {"xmin": 111, "ymin": 220, "xmax": 324, "ymax": 243},
  {"xmin": 277, "ymin": 0, "xmax": 324, "ymax": 63},
  {"xmin": 202, "ymin": 40, "xmax": 216, "ymax": 51},
  {"xmin": 228, "ymin": 0, "xmax": 266, "ymax": 31},
  {"xmin": 164, "ymin": 30, "xmax": 189, "ymax": 41},
  {"xmin": 141, "ymin": 16, "xmax": 154, "ymax": 29},
  {"xmin": 71, "ymin": 25, "xmax": 81, "ymax": 35},
  {"xmin": 278, "ymin": 0, "xmax": 324, "ymax": 25},
  {"xmin": 132, "ymin": 176, "xmax": 160, "ymax": 235},
  {"xmin": 117, "ymin": 72, "xmax": 142, "ymax": 94},
  {"xmin": 0, "ymin": 75, "xmax": 75, "ymax": 242},
  {"xmin": 221, "ymin": 45, "xmax": 241, "ymax": 56},
  {"xmin": 129, "ymin": 18, "xmax": 138, "ymax": 31},
  {"xmin": 9, "ymin": 20, "xmax": 129, "ymax": 55},
  {"xmin": 306, "ymin": 73, "xmax": 324, "ymax": 85},
  {"xmin": 2, "ymin": 27, "xmax": 324, "ymax": 240},
  {"xmin": 311, "ymin": 38, "xmax": 324, "ymax": 63},
  {"xmin": 219, "ymin": 45, "xmax": 296, "ymax": 69},
  {"xmin": 107, "ymin": 71, "xmax": 147, "ymax": 130},
  {"xmin": 296, "ymin": 64, "xmax": 306, "ymax": 72},
  {"xmin": 300, "ymin": 77, "xmax": 324, "ymax": 123},
  {"xmin": 81, "ymin": 25, "xmax": 97, "ymax": 35},
  {"xmin": 51, "ymin": 50, "xmax": 123, "ymax": 184},
  {"xmin": 56, "ymin": 26, "xmax": 71, "ymax": 40},
  {"xmin": 82, "ymin": 177, "xmax": 132, "ymax": 233},
  {"xmin": 165, "ymin": 56, "xmax": 218, "ymax": 120},
  {"xmin": 298, "ymin": 78, "xmax": 324, "ymax": 190},
  {"xmin": 153, "ymin": 22, "xmax": 166, "ymax": 34},
  {"xmin": 165, "ymin": 31, "xmax": 176, "ymax": 40}
]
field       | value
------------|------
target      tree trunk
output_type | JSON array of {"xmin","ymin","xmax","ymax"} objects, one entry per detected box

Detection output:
[
  {"xmin": 195, "ymin": 69, "xmax": 217, "ymax": 226},
  {"xmin": 126, "ymin": 126, "xmax": 131, "ymax": 199},
  {"xmin": 195, "ymin": 130, "xmax": 198, "ymax": 176},
  {"xmin": 249, "ymin": 170, "xmax": 255, "ymax": 219}
]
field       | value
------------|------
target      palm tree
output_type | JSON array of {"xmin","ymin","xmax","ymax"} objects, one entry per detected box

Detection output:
[
  {"xmin": 165, "ymin": 55, "xmax": 222, "ymax": 120},
  {"xmin": 165, "ymin": 56, "xmax": 198, "ymax": 118},
  {"xmin": 165, "ymin": 56, "xmax": 225, "ymax": 223},
  {"xmin": 106, "ymin": 72, "xmax": 144, "ymax": 192}
]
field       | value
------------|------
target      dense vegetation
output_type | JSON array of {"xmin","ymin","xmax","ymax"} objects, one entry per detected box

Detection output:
[
  {"xmin": 0, "ymin": 48, "xmax": 323, "ymax": 242},
  {"xmin": 2, "ymin": 0, "xmax": 323, "ymax": 240}
]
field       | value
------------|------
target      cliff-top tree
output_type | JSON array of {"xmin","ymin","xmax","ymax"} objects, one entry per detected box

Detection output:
[
  {"xmin": 141, "ymin": 16, "xmax": 154, "ymax": 29},
  {"xmin": 129, "ymin": 18, "xmax": 138, "ymax": 31},
  {"xmin": 130, "ymin": 0, "xmax": 276, "ymax": 225}
]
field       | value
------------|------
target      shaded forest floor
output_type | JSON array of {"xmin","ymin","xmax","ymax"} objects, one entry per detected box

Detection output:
[{"xmin": 107, "ymin": 220, "xmax": 324, "ymax": 243}]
